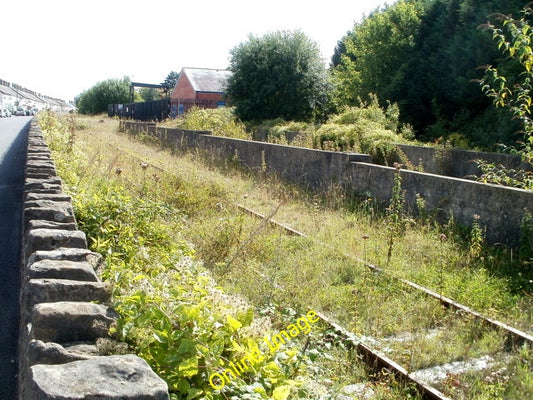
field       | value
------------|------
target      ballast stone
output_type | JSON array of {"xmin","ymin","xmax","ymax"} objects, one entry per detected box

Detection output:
[{"xmin": 29, "ymin": 355, "xmax": 169, "ymax": 400}]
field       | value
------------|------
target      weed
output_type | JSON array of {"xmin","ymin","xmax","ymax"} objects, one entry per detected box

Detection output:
[
  {"xmin": 469, "ymin": 214, "xmax": 485, "ymax": 261},
  {"xmin": 41, "ymin": 113, "xmax": 533, "ymax": 399},
  {"xmin": 519, "ymin": 211, "xmax": 533, "ymax": 263},
  {"xmin": 386, "ymin": 165, "xmax": 406, "ymax": 265}
]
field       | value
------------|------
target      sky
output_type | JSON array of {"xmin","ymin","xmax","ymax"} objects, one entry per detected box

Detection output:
[{"xmin": 2, "ymin": 0, "xmax": 393, "ymax": 102}]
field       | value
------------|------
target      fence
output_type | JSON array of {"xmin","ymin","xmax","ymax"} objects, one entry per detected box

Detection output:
[{"xmin": 108, "ymin": 99, "xmax": 170, "ymax": 121}]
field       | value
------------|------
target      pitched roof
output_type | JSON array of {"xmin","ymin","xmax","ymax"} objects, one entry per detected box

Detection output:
[
  {"xmin": 181, "ymin": 67, "xmax": 231, "ymax": 93},
  {"xmin": 0, "ymin": 84, "xmax": 19, "ymax": 97}
]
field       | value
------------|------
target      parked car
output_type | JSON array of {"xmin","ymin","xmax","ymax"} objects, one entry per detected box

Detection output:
[
  {"xmin": 0, "ymin": 109, "xmax": 6, "ymax": 117},
  {"xmin": 15, "ymin": 108, "xmax": 25, "ymax": 116}
]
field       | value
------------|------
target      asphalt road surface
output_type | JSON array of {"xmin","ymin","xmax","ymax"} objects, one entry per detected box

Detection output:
[{"xmin": 0, "ymin": 116, "xmax": 31, "ymax": 399}]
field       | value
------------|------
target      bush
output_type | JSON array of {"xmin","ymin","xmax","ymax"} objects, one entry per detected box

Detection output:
[
  {"xmin": 311, "ymin": 97, "xmax": 411, "ymax": 164},
  {"xmin": 162, "ymin": 107, "xmax": 250, "ymax": 140}
]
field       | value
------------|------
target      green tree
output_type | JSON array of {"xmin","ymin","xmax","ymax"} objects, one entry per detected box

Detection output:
[
  {"xmin": 331, "ymin": 0, "xmax": 525, "ymax": 148},
  {"xmin": 76, "ymin": 77, "xmax": 132, "ymax": 115},
  {"xmin": 331, "ymin": 1, "xmax": 424, "ymax": 108},
  {"xmin": 477, "ymin": 3, "xmax": 533, "ymax": 161},
  {"xmin": 226, "ymin": 30, "xmax": 331, "ymax": 122},
  {"xmin": 139, "ymin": 87, "xmax": 161, "ymax": 102},
  {"xmin": 402, "ymin": 0, "xmax": 524, "ymax": 145},
  {"xmin": 161, "ymin": 71, "xmax": 179, "ymax": 94}
]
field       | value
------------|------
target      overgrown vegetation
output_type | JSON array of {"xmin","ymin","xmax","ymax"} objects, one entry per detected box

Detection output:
[
  {"xmin": 76, "ymin": 77, "xmax": 136, "ymax": 115},
  {"xmin": 160, "ymin": 106, "xmax": 250, "ymax": 140},
  {"xmin": 41, "ymin": 112, "xmax": 424, "ymax": 399},
  {"xmin": 41, "ymin": 112, "xmax": 533, "ymax": 399},
  {"xmin": 331, "ymin": 0, "xmax": 526, "ymax": 149},
  {"xmin": 471, "ymin": 3, "xmax": 533, "ymax": 190},
  {"xmin": 312, "ymin": 96, "xmax": 415, "ymax": 164},
  {"xmin": 226, "ymin": 30, "xmax": 331, "ymax": 122},
  {"xmin": 168, "ymin": 99, "xmax": 416, "ymax": 167}
]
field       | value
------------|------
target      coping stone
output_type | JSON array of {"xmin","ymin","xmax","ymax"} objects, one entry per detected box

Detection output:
[{"xmin": 29, "ymin": 354, "xmax": 169, "ymax": 400}]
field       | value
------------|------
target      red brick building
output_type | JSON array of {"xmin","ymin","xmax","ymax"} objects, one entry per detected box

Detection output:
[{"xmin": 170, "ymin": 67, "xmax": 231, "ymax": 117}]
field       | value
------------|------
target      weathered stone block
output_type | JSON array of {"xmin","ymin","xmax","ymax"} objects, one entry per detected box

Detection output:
[
  {"xmin": 29, "ymin": 355, "xmax": 169, "ymax": 399},
  {"xmin": 31, "ymin": 302, "xmax": 118, "ymax": 342},
  {"xmin": 25, "ymin": 176, "xmax": 61, "ymax": 187},
  {"xmin": 26, "ymin": 173, "xmax": 55, "ymax": 180},
  {"xmin": 24, "ymin": 202, "xmax": 75, "ymax": 225},
  {"xmin": 26, "ymin": 259, "xmax": 99, "ymax": 282},
  {"xmin": 26, "ymin": 193, "xmax": 71, "ymax": 202},
  {"xmin": 27, "ymin": 248, "xmax": 103, "ymax": 272},
  {"xmin": 27, "ymin": 186, "xmax": 64, "ymax": 195},
  {"xmin": 24, "ymin": 180, "xmax": 63, "ymax": 192},
  {"xmin": 25, "ymin": 229, "xmax": 87, "ymax": 260},
  {"xmin": 23, "ymin": 279, "xmax": 110, "ymax": 307},
  {"xmin": 26, "ymin": 220, "xmax": 78, "ymax": 231},
  {"xmin": 27, "ymin": 155, "xmax": 53, "ymax": 161},
  {"xmin": 26, "ymin": 169, "xmax": 57, "ymax": 178},
  {"xmin": 27, "ymin": 340, "xmax": 92, "ymax": 365},
  {"xmin": 25, "ymin": 199, "xmax": 73, "ymax": 209},
  {"xmin": 26, "ymin": 161, "xmax": 55, "ymax": 170}
]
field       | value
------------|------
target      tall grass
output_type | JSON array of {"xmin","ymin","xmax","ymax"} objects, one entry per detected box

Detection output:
[{"xmin": 42, "ymin": 112, "xmax": 533, "ymax": 399}]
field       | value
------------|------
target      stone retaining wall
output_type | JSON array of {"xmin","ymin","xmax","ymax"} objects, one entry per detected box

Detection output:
[
  {"xmin": 120, "ymin": 120, "xmax": 533, "ymax": 247},
  {"xmin": 19, "ymin": 120, "xmax": 169, "ymax": 399},
  {"xmin": 396, "ymin": 143, "xmax": 532, "ymax": 179}
]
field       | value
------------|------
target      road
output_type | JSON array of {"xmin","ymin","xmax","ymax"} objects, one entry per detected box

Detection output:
[{"xmin": 0, "ymin": 116, "xmax": 31, "ymax": 399}]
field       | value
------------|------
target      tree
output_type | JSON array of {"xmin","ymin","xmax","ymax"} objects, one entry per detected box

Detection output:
[
  {"xmin": 161, "ymin": 71, "xmax": 179, "ymax": 91},
  {"xmin": 331, "ymin": 1, "xmax": 424, "ymax": 108},
  {"xmin": 477, "ymin": 3, "xmax": 533, "ymax": 161},
  {"xmin": 330, "ymin": 0, "xmax": 527, "ymax": 148},
  {"xmin": 226, "ymin": 30, "xmax": 331, "ymax": 122},
  {"xmin": 76, "ymin": 77, "xmax": 131, "ymax": 115},
  {"xmin": 139, "ymin": 87, "xmax": 161, "ymax": 101}
]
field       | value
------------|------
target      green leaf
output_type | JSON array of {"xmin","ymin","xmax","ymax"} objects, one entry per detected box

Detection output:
[
  {"xmin": 210, "ymin": 339, "xmax": 225, "ymax": 358},
  {"xmin": 236, "ymin": 307, "xmax": 254, "ymax": 327},
  {"xmin": 177, "ymin": 339, "xmax": 196, "ymax": 355},
  {"xmin": 177, "ymin": 377, "xmax": 190, "ymax": 391},
  {"xmin": 185, "ymin": 388, "xmax": 203, "ymax": 400},
  {"xmin": 253, "ymin": 386, "xmax": 268, "ymax": 398},
  {"xmin": 226, "ymin": 315, "xmax": 242, "ymax": 331},
  {"xmin": 272, "ymin": 385, "xmax": 291, "ymax": 400},
  {"xmin": 178, "ymin": 356, "xmax": 199, "ymax": 377}
]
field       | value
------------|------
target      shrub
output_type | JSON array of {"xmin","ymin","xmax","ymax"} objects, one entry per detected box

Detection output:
[{"xmin": 162, "ymin": 107, "xmax": 250, "ymax": 140}]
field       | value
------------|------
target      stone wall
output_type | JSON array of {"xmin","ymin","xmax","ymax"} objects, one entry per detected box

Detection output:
[
  {"xmin": 396, "ymin": 143, "xmax": 532, "ymax": 179},
  {"xmin": 19, "ymin": 121, "xmax": 169, "ymax": 399},
  {"xmin": 150, "ymin": 124, "xmax": 371, "ymax": 190},
  {"xmin": 120, "ymin": 120, "xmax": 533, "ymax": 246}
]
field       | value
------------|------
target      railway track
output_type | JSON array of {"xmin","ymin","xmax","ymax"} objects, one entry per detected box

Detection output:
[
  {"xmin": 237, "ymin": 204, "xmax": 533, "ymax": 349},
  {"xmin": 96, "ymin": 134, "xmax": 530, "ymax": 399}
]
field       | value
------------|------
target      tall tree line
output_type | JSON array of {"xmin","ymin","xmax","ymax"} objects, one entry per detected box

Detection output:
[{"xmin": 331, "ymin": 0, "xmax": 527, "ymax": 149}]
